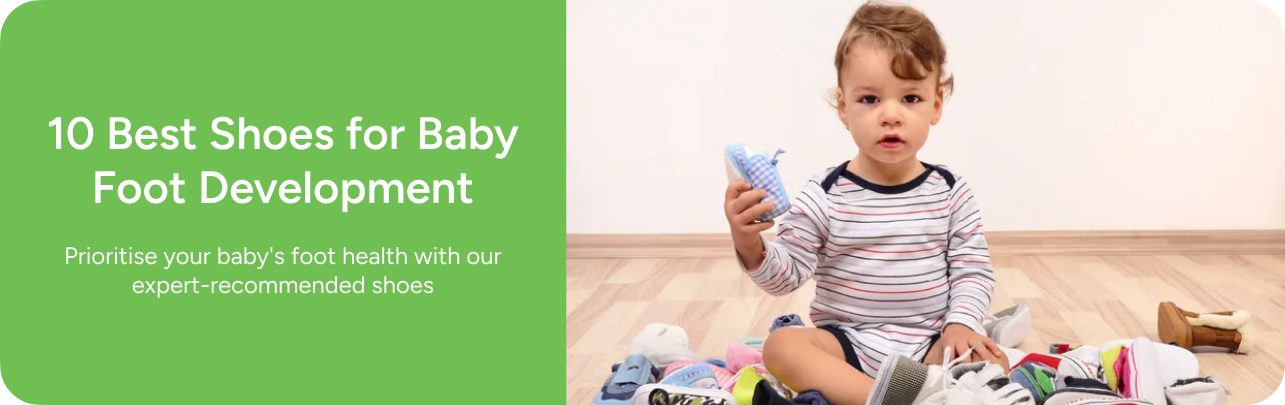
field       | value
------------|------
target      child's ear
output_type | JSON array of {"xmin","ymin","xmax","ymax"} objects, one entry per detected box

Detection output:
[
  {"xmin": 931, "ymin": 87, "xmax": 944, "ymax": 125},
  {"xmin": 836, "ymin": 88, "xmax": 849, "ymax": 128}
]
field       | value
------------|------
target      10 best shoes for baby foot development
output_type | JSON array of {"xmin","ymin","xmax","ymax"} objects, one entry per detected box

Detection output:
[{"xmin": 724, "ymin": 143, "xmax": 791, "ymax": 222}]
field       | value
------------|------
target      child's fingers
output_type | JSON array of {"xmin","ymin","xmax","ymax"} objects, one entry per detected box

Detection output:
[
  {"xmin": 974, "ymin": 347, "xmax": 997, "ymax": 363},
  {"xmin": 749, "ymin": 219, "xmax": 776, "ymax": 233},
  {"xmin": 952, "ymin": 342, "xmax": 971, "ymax": 363},
  {"xmin": 971, "ymin": 340, "xmax": 998, "ymax": 363},
  {"xmin": 736, "ymin": 201, "xmax": 776, "ymax": 225},
  {"xmin": 724, "ymin": 181, "xmax": 751, "ymax": 202},
  {"xmin": 724, "ymin": 180, "xmax": 752, "ymax": 200},
  {"xmin": 729, "ymin": 190, "xmax": 768, "ymax": 217},
  {"xmin": 724, "ymin": 183, "xmax": 740, "ymax": 202},
  {"xmin": 982, "ymin": 338, "xmax": 1004, "ymax": 357}
]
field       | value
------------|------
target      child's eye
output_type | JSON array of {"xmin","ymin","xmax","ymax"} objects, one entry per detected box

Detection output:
[
  {"xmin": 858, "ymin": 95, "xmax": 879, "ymax": 104},
  {"xmin": 903, "ymin": 95, "xmax": 923, "ymax": 103}
]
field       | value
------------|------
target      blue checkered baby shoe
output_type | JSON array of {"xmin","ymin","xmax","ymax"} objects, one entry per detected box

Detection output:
[{"xmin": 724, "ymin": 143, "xmax": 791, "ymax": 222}]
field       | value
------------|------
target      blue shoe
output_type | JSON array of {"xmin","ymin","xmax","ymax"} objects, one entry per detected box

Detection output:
[
  {"xmin": 657, "ymin": 363, "xmax": 721, "ymax": 389},
  {"xmin": 724, "ymin": 143, "xmax": 791, "ymax": 221},
  {"xmin": 593, "ymin": 354, "xmax": 660, "ymax": 404}
]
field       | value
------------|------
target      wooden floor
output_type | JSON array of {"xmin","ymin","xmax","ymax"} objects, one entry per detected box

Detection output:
[{"xmin": 566, "ymin": 254, "xmax": 1285, "ymax": 405}]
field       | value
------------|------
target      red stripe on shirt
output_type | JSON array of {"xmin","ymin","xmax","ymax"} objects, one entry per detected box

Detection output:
[
  {"xmin": 879, "ymin": 329, "xmax": 935, "ymax": 338},
  {"xmin": 953, "ymin": 280, "xmax": 989, "ymax": 290},
  {"xmin": 829, "ymin": 204, "xmax": 949, "ymax": 216},
  {"xmin": 860, "ymin": 355, "xmax": 879, "ymax": 372},
  {"xmin": 818, "ymin": 280, "xmax": 947, "ymax": 294},
  {"xmin": 824, "ymin": 244, "xmax": 943, "ymax": 254},
  {"xmin": 771, "ymin": 259, "xmax": 792, "ymax": 288},
  {"xmin": 788, "ymin": 233, "xmax": 819, "ymax": 250},
  {"xmin": 948, "ymin": 188, "xmax": 973, "ymax": 211}
]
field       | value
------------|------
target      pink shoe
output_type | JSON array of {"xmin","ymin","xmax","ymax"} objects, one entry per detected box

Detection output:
[{"xmin": 726, "ymin": 341, "xmax": 763, "ymax": 372}]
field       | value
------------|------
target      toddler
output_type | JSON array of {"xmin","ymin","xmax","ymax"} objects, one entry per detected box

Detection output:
[{"xmin": 722, "ymin": 2, "xmax": 1007, "ymax": 404}]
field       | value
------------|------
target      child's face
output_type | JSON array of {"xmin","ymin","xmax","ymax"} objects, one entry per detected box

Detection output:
[{"xmin": 837, "ymin": 39, "xmax": 944, "ymax": 165}]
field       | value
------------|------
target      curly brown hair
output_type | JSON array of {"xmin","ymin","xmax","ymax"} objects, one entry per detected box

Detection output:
[{"xmin": 833, "ymin": 1, "xmax": 954, "ymax": 100}]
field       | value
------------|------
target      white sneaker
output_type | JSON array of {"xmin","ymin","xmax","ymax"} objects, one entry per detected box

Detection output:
[
  {"xmin": 984, "ymin": 305, "xmax": 1031, "ymax": 348},
  {"xmin": 870, "ymin": 344, "xmax": 1034, "ymax": 405},
  {"xmin": 867, "ymin": 355, "xmax": 950, "ymax": 405},
  {"xmin": 930, "ymin": 361, "xmax": 1035, "ymax": 405}
]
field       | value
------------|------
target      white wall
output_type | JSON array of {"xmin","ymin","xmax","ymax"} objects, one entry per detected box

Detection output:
[{"xmin": 568, "ymin": 0, "xmax": 1285, "ymax": 233}]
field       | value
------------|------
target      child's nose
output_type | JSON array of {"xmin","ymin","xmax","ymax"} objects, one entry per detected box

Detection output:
[{"xmin": 879, "ymin": 105, "xmax": 904, "ymax": 127}]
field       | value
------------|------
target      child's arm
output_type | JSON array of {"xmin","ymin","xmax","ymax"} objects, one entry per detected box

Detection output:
[
  {"xmin": 941, "ymin": 177, "xmax": 995, "ymax": 334},
  {"xmin": 725, "ymin": 179, "xmax": 826, "ymax": 296}
]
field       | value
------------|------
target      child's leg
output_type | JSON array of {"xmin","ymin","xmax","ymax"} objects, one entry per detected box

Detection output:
[{"xmin": 761, "ymin": 327, "xmax": 873, "ymax": 405}]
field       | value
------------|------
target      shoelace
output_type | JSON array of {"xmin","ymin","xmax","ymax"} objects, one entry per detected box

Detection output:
[
  {"xmin": 769, "ymin": 148, "xmax": 786, "ymax": 165},
  {"xmin": 939, "ymin": 342, "xmax": 985, "ymax": 389}
]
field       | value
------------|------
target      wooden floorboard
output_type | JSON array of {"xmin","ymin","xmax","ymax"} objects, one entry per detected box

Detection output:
[
  {"xmin": 565, "ymin": 250, "xmax": 1285, "ymax": 405},
  {"xmin": 567, "ymin": 231, "xmax": 1285, "ymax": 258}
]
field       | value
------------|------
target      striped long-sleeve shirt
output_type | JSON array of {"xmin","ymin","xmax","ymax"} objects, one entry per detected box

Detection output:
[{"xmin": 737, "ymin": 161, "xmax": 995, "ymax": 376}]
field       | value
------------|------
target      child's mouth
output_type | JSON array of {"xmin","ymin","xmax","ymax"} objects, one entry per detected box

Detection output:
[{"xmin": 878, "ymin": 134, "xmax": 904, "ymax": 149}]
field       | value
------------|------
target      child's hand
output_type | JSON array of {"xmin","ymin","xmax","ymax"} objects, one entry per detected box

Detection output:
[
  {"xmin": 940, "ymin": 324, "xmax": 1009, "ymax": 371},
  {"xmin": 723, "ymin": 180, "xmax": 775, "ymax": 266}
]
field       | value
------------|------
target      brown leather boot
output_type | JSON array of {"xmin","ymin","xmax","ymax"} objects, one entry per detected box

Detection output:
[{"xmin": 1158, "ymin": 301, "xmax": 1252, "ymax": 354}]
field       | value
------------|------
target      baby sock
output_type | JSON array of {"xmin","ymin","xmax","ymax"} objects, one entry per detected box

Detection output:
[
  {"xmin": 770, "ymin": 314, "xmax": 804, "ymax": 332},
  {"xmin": 727, "ymin": 341, "xmax": 764, "ymax": 372}
]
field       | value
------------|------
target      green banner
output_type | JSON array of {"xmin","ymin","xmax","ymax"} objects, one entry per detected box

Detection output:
[{"xmin": 0, "ymin": 0, "xmax": 566, "ymax": 403}]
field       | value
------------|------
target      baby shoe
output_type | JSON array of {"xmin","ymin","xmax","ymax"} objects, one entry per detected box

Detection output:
[
  {"xmin": 1042, "ymin": 377, "xmax": 1126, "ymax": 405},
  {"xmin": 724, "ymin": 143, "xmax": 791, "ymax": 221},
  {"xmin": 984, "ymin": 305, "xmax": 1031, "ymax": 348},
  {"xmin": 1112, "ymin": 338, "xmax": 1168, "ymax": 405},
  {"xmin": 1158, "ymin": 302, "xmax": 1252, "ymax": 354},
  {"xmin": 1102, "ymin": 338, "xmax": 1200, "ymax": 388},
  {"xmin": 1165, "ymin": 376, "xmax": 1230, "ymax": 405},
  {"xmin": 662, "ymin": 360, "xmax": 735, "ymax": 389},
  {"xmin": 1009, "ymin": 362, "xmax": 1057, "ymax": 405},
  {"xmin": 1011, "ymin": 353, "xmax": 1096, "ymax": 389},
  {"xmin": 594, "ymin": 354, "xmax": 662, "ymax": 404},
  {"xmin": 657, "ymin": 362, "xmax": 726, "ymax": 390},
  {"xmin": 866, "ymin": 355, "xmax": 947, "ymax": 405},
  {"xmin": 724, "ymin": 364, "xmax": 792, "ymax": 404},
  {"xmin": 632, "ymin": 384, "xmax": 737, "ymax": 405}
]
